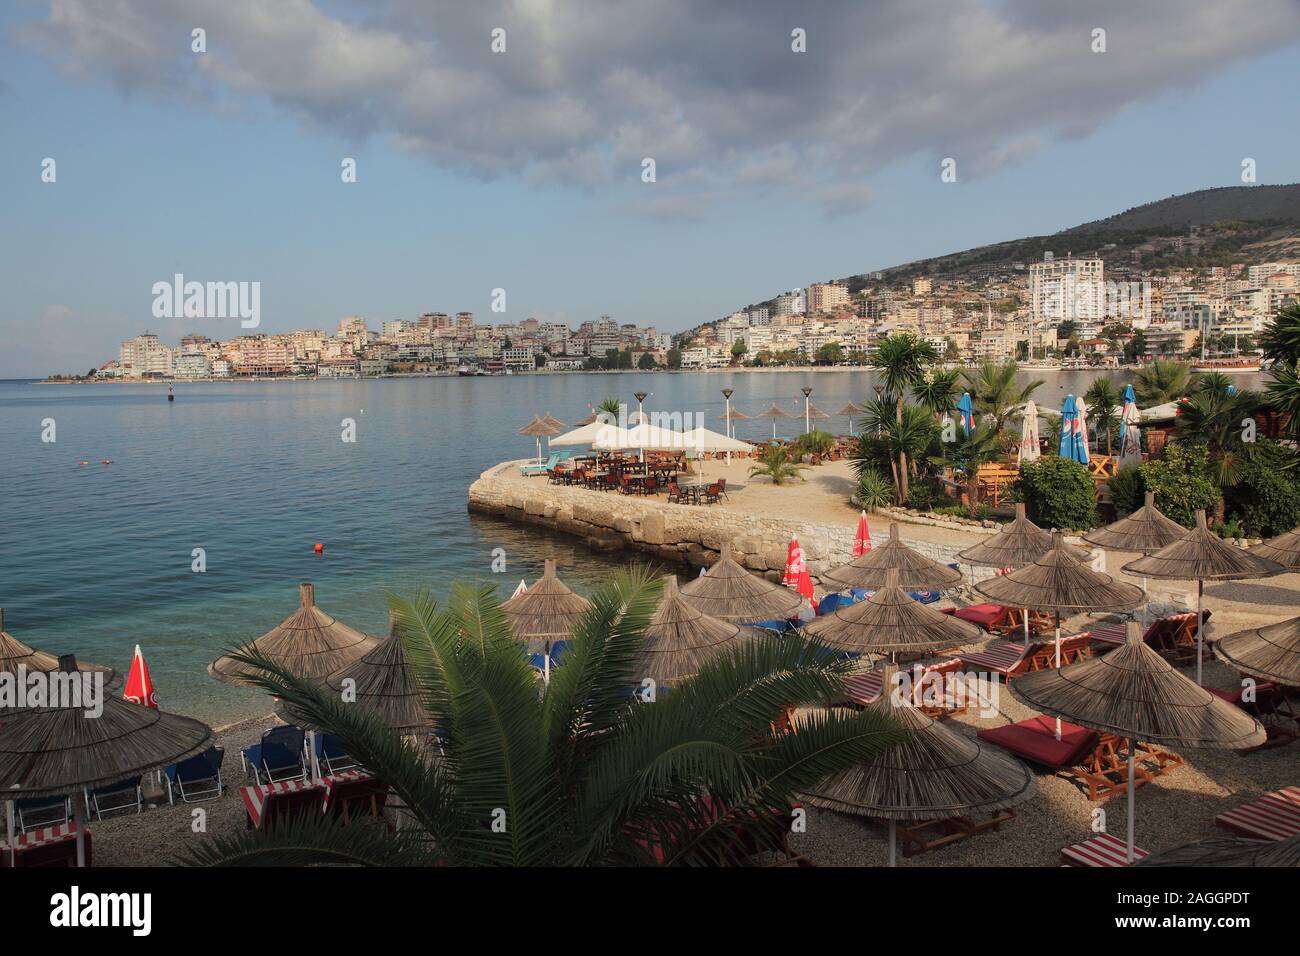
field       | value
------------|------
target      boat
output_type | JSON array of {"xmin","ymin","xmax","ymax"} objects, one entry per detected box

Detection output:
[
  {"xmin": 456, "ymin": 365, "xmax": 485, "ymax": 377},
  {"xmin": 1191, "ymin": 358, "xmax": 1262, "ymax": 373}
]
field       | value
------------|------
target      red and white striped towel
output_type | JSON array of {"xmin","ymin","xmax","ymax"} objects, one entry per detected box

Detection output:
[
  {"xmin": 1061, "ymin": 833, "xmax": 1147, "ymax": 867},
  {"xmin": 240, "ymin": 771, "xmax": 375, "ymax": 827},
  {"xmin": 1216, "ymin": 786, "xmax": 1300, "ymax": 842},
  {"xmin": 1, "ymin": 820, "xmax": 79, "ymax": 850}
]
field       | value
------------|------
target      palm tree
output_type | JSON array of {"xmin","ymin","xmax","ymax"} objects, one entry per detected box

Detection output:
[
  {"xmin": 857, "ymin": 400, "xmax": 937, "ymax": 502},
  {"xmin": 748, "ymin": 443, "xmax": 809, "ymax": 485},
  {"xmin": 179, "ymin": 573, "xmax": 900, "ymax": 866},
  {"xmin": 913, "ymin": 369, "xmax": 962, "ymax": 424},
  {"xmin": 1132, "ymin": 359, "xmax": 1194, "ymax": 406},
  {"xmin": 961, "ymin": 362, "xmax": 1043, "ymax": 433},
  {"xmin": 1174, "ymin": 377, "xmax": 1260, "ymax": 504},
  {"xmin": 1260, "ymin": 302, "xmax": 1300, "ymax": 439},
  {"xmin": 870, "ymin": 333, "xmax": 938, "ymax": 502},
  {"xmin": 597, "ymin": 396, "xmax": 622, "ymax": 420},
  {"xmin": 928, "ymin": 422, "xmax": 1003, "ymax": 516},
  {"xmin": 1083, "ymin": 379, "xmax": 1120, "ymax": 455}
]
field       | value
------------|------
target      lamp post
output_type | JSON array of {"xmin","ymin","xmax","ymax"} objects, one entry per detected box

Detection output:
[
  {"xmin": 801, "ymin": 386, "xmax": 813, "ymax": 435},
  {"xmin": 721, "ymin": 387, "xmax": 734, "ymax": 464},
  {"xmin": 634, "ymin": 391, "xmax": 649, "ymax": 462},
  {"xmin": 873, "ymin": 384, "xmax": 883, "ymax": 436}
]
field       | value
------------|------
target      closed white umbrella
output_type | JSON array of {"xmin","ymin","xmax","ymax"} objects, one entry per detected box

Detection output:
[
  {"xmin": 1119, "ymin": 403, "xmax": 1142, "ymax": 468},
  {"xmin": 1018, "ymin": 400, "xmax": 1040, "ymax": 464}
]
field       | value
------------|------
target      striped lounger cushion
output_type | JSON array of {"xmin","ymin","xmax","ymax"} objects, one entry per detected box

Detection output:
[
  {"xmin": 1061, "ymin": 833, "xmax": 1148, "ymax": 867},
  {"xmin": 1216, "ymin": 787, "xmax": 1300, "ymax": 841},
  {"xmin": 962, "ymin": 641, "xmax": 1026, "ymax": 674}
]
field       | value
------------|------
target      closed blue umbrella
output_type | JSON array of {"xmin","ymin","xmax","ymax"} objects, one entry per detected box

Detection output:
[
  {"xmin": 1059, "ymin": 395, "xmax": 1089, "ymax": 464},
  {"xmin": 956, "ymin": 392, "xmax": 975, "ymax": 433},
  {"xmin": 1119, "ymin": 384, "xmax": 1137, "ymax": 440}
]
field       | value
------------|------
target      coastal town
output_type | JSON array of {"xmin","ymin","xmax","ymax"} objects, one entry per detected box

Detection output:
[{"xmin": 73, "ymin": 249, "xmax": 1300, "ymax": 381}]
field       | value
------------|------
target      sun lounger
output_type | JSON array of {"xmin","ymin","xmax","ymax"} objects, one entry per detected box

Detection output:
[
  {"xmin": 872, "ymin": 811, "xmax": 1016, "ymax": 858},
  {"xmin": 519, "ymin": 454, "xmax": 559, "ymax": 476},
  {"xmin": 527, "ymin": 640, "xmax": 569, "ymax": 672},
  {"xmin": 978, "ymin": 716, "xmax": 1182, "ymax": 801},
  {"xmin": 241, "ymin": 725, "xmax": 307, "ymax": 785},
  {"xmin": 960, "ymin": 632, "xmax": 1093, "ymax": 681},
  {"xmin": 941, "ymin": 603, "xmax": 1005, "ymax": 630},
  {"xmin": 1215, "ymin": 786, "xmax": 1300, "ymax": 841},
  {"xmin": 240, "ymin": 779, "xmax": 326, "ymax": 830},
  {"xmin": 1061, "ymin": 833, "xmax": 1148, "ymax": 867},
  {"xmin": 838, "ymin": 659, "xmax": 969, "ymax": 719},
  {"xmin": 84, "ymin": 776, "xmax": 142, "ymax": 820},
  {"xmin": 166, "ymin": 745, "xmax": 226, "ymax": 804},
  {"xmin": 323, "ymin": 771, "xmax": 391, "ymax": 826},
  {"xmin": 315, "ymin": 734, "xmax": 361, "ymax": 775},
  {"xmin": 1207, "ymin": 683, "xmax": 1299, "ymax": 749},
  {"xmin": 14, "ymin": 794, "xmax": 72, "ymax": 832},
  {"xmin": 1090, "ymin": 611, "xmax": 1209, "ymax": 665},
  {"xmin": 1, "ymin": 821, "xmax": 91, "ymax": 868}
]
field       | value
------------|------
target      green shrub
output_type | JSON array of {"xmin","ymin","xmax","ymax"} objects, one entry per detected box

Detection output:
[
  {"xmin": 1014, "ymin": 457, "xmax": 1098, "ymax": 530},
  {"xmin": 1223, "ymin": 440, "xmax": 1300, "ymax": 537},
  {"xmin": 934, "ymin": 504, "xmax": 995, "ymax": 521},
  {"xmin": 904, "ymin": 477, "xmax": 949, "ymax": 511},
  {"xmin": 1213, "ymin": 518, "xmax": 1245, "ymax": 540},
  {"xmin": 856, "ymin": 469, "xmax": 895, "ymax": 511},
  {"xmin": 792, "ymin": 430, "xmax": 836, "ymax": 459},
  {"xmin": 1139, "ymin": 441, "xmax": 1221, "ymax": 528},
  {"xmin": 1107, "ymin": 464, "xmax": 1146, "ymax": 516}
]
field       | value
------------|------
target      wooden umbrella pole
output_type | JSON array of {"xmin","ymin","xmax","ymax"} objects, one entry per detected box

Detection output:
[
  {"xmin": 1023, "ymin": 607, "xmax": 1030, "ymax": 649},
  {"xmin": 1127, "ymin": 744, "xmax": 1136, "ymax": 864},
  {"xmin": 543, "ymin": 641, "xmax": 552, "ymax": 685},
  {"xmin": 74, "ymin": 796, "xmax": 86, "ymax": 868},
  {"xmin": 5, "ymin": 800, "xmax": 14, "ymax": 869},
  {"xmin": 1196, "ymin": 579, "xmax": 1204, "ymax": 686},
  {"xmin": 1053, "ymin": 610, "xmax": 1062, "ymax": 741},
  {"xmin": 888, "ymin": 819, "xmax": 897, "ymax": 867}
]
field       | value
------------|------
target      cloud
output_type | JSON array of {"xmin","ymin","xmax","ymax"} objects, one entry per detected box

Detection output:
[{"xmin": 20, "ymin": 0, "xmax": 1300, "ymax": 215}]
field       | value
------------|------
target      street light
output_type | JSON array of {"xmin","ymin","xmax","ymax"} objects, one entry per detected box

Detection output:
[
  {"xmin": 721, "ymin": 387, "xmax": 734, "ymax": 464},
  {"xmin": 801, "ymin": 386, "xmax": 813, "ymax": 435},
  {"xmin": 634, "ymin": 391, "xmax": 648, "ymax": 424},
  {"xmin": 872, "ymin": 384, "xmax": 883, "ymax": 436}
]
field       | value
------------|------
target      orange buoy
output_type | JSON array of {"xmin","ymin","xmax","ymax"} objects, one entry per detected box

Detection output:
[
  {"xmin": 78, "ymin": 460, "xmax": 89, "ymax": 466},
  {"xmin": 100, "ymin": 459, "xmax": 113, "ymax": 465},
  {"xmin": 313, "ymin": 542, "xmax": 324, "ymax": 554}
]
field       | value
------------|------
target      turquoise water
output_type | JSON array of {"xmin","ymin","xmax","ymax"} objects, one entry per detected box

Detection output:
[{"xmin": 0, "ymin": 368, "xmax": 1224, "ymax": 723}]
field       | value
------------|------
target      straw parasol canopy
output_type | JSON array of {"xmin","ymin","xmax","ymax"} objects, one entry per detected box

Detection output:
[
  {"xmin": 755, "ymin": 403, "xmax": 794, "ymax": 439},
  {"xmin": 717, "ymin": 408, "xmax": 750, "ymax": 422},
  {"xmin": 836, "ymin": 403, "xmax": 863, "ymax": 418},
  {"xmin": 1213, "ymin": 615, "xmax": 1300, "ymax": 687},
  {"xmin": 500, "ymin": 558, "xmax": 590, "ymax": 641},
  {"xmin": 803, "ymin": 568, "xmax": 982, "ymax": 655},
  {"xmin": 576, "ymin": 411, "xmax": 598, "ymax": 426},
  {"xmin": 802, "ymin": 664, "xmax": 1036, "ymax": 865},
  {"xmin": 1138, "ymin": 833, "xmax": 1300, "ymax": 868},
  {"xmin": 0, "ymin": 607, "xmax": 115, "ymax": 684},
  {"xmin": 804, "ymin": 402, "xmax": 831, "ymax": 421},
  {"xmin": 517, "ymin": 415, "xmax": 563, "ymax": 437},
  {"xmin": 209, "ymin": 582, "xmax": 381, "ymax": 685},
  {"xmin": 821, "ymin": 524, "xmax": 963, "ymax": 592},
  {"xmin": 636, "ymin": 576, "xmax": 748, "ymax": 683},
  {"xmin": 0, "ymin": 655, "xmax": 213, "ymax": 799},
  {"xmin": 1011, "ymin": 621, "xmax": 1266, "ymax": 748},
  {"xmin": 1249, "ymin": 525, "xmax": 1300, "ymax": 570},
  {"xmin": 1084, "ymin": 492, "xmax": 1187, "ymax": 555},
  {"xmin": 958, "ymin": 504, "xmax": 1089, "ymax": 568},
  {"xmin": 679, "ymin": 543, "xmax": 807, "ymax": 622},
  {"xmin": 1010, "ymin": 621, "xmax": 1266, "ymax": 864},
  {"xmin": 1123, "ymin": 510, "xmax": 1284, "ymax": 684},
  {"xmin": 975, "ymin": 533, "xmax": 1144, "ymax": 615},
  {"xmin": 539, "ymin": 413, "xmax": 566, "ymax": 431}
]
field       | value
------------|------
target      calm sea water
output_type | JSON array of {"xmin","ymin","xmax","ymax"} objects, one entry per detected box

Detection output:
[{"xmin": 0, "ymin": 367, "xmax": 1258, "ymax": 724}]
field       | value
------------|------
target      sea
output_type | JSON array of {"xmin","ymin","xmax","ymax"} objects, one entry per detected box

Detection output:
[{"xmin": 0, "ymin": 367, "xmax": 1264, "ymax": 724}]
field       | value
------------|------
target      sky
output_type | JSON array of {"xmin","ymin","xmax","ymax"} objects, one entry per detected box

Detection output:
[{"xmin": 2, "ymin": 0, "xmax": 1300, "ymax": 378}]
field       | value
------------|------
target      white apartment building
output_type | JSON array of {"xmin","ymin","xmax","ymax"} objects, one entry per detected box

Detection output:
[
  {"xmin": 1029, "ymin": 257, "xmax": 1104, "ymax": 352},
  {"xmin": 774, "ymin": 289, "xmax": 806, "ymax": 316},
  {"xmin": 502, "ymin": 346, "xmax": 535, "ymax": 371},
  {"xmin": 174, "ymin": 352, "xmax": 211, "ymax": 377},
  {"xmin": 807, "ymin": 282, "xmax": 850, "ymax": 314},
  {"xmin": 118, "ymin": 333, "xmax": 176, "ymax": 377},
  {"xmin": 1248, "ymin": 262, "xmax": 1300, "ymax": 286}
]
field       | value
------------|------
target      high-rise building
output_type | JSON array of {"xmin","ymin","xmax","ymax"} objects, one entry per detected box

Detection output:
[
  {"xmin": 807, "ymin": 282, "xmax": 850, "ymax": 314},
  {"xmin": 1028, "ymin": 257, "xmax": 1104, "ymax": 350}
]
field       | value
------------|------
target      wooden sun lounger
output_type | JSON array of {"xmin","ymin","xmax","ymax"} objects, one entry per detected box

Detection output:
[
  {"xmin": 960, "ymin": 632, "xmax": 1093, "ymax": 681},
  {"xmin": 837, "ymin": 660, "xmax": 969, "ymax": 719},
  {"xmin": 1215, "ymin": 786, "xmax": 1300, "ymax": 841},
  {"xmin": 1090, "ymin": 611, "xmax": 1208, "ymax": 663},
  {"xmin": 868, "ymin": 811, "xmax": 1016, "ymax": 858},
  {"xmin": 1061, "ymin": 833, "xmax": 1148, "ymax": 867},
  {"xmin": 978, "ymin": 717, "xmax": 1183, "ymax": 802}
]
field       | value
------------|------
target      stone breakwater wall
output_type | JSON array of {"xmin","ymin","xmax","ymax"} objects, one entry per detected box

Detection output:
[{"xmin": 467, "ymin": 461, "xmax": 1004, "ymax": 586}]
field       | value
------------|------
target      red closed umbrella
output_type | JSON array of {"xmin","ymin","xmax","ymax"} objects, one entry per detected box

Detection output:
[
  {"xmin": 783, "ymin": 537, "xmax": 818, "ymax": 612},
  {"xmin": 853, "ymin": 512, "xmax": 872, "ymax": 557},
  {"xmin": 123, "ymin": 644, "xmax": 158, "ymax": 709}
]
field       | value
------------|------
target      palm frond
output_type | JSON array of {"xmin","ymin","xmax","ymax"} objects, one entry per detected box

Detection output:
[{"xmin": 175, "ymin": 814, "xmax": 434, "ymax": 867}]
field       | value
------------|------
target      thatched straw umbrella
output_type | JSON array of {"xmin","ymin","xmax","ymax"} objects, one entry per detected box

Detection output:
[
  {"xmin": 803, "ymin": 568, "xmax": 982, "ymax": 659},
  {"xmin": 209, "ymin": 582, "xmax": 381, "ymax": 686},
  {"xmin": 1213, "ymin": 615, "xmax": 1300, "ymax": 688},
  {"xmin": 1084, "ymin": 493, "xmax": 1186, "ymax": 555},
  {"xmin": 1138, "ymin": 833, "xmax": 1300, "ymax": 867},
  {"xmin": 540, "ymin": 413, "xmax": 566, "ymax": 431},
  {"xmin": 679, "ymin": 543, "xmax": 807, "ymax": 623},
  {"xmin": 0, "ymin": 654, "xmax": 212, "ymax": 867},
  {"xmin": 287, "ymin": 611, "xmax": 434, "ymax": 735},
  {"xmin": 1010, "ymin": 621, "xmax": 1266, "ymax": 863},
  {"xmin": 836, "ymin": 403, "xmax": 862, "ymax": 436},
  {"xmin": 957, "ymin": 505, "xmax": 1090, "ymax": 647},
  {"xmin": 802, "ymin": 663, "xmax": 1036, "ymax": 866},
  {"xmin": 518, "ymin": 415, "xmax": 563, "ymax": 464},
  {"xmin": 755, "ymin": 403, "xmax": 794, "ymax": 440},
  {"xmin": 821, "ymin": 524, "xmax": 963, "ymax": 592},
  {"xmin": 500, "ymin": 559, "xmax": 590, "ymax": 681},
  {"xmin": 1123, "ymin": 510, "xmax": 1284, "ymax": 684},
  {"xmin": 637, "ymin": 576, "xmax": 747, "ymax": 684},
  {"xmin": 0, "ymin": 607, "xmax": 115, "ymax": 686},
  {"xmin": 1249, "ymin": 525, "xmax": 1300, "ymax": 570}
]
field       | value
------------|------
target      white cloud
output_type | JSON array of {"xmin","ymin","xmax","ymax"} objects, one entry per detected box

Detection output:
[{"xmin": 21, "ymin": 0, "xmax": 1300, "ymax": 216}]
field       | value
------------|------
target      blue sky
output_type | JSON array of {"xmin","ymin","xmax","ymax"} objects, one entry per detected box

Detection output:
[{"xmin": 2, "ymin": 1, "xmax": 1300, "ymax": 377}]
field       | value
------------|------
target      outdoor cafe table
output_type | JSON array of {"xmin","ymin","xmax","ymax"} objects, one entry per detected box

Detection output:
[
  {"xmin": 240, "ymin": 769, "xmax": 373, "ymax": 829},
  {"xmin": 1, "ymin": 820, "xmax": 86, "ymax": 867}
]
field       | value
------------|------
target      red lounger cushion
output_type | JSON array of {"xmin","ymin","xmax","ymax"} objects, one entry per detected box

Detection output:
[
  {"xmin": 977, "ymin": 716, "xmax": 1097, "ymax": 768},
  {"xmin": 941, "ymin": 603, "xmax": 1004, "ymax": 628}
]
